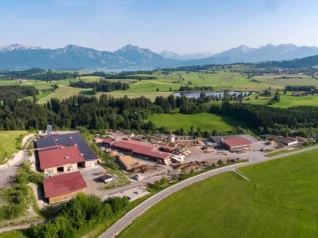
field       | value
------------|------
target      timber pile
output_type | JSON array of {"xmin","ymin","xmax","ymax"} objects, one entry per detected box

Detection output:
[{"xmin": 174, "ymin": 161, "xmax": 208, "ymax": 171}]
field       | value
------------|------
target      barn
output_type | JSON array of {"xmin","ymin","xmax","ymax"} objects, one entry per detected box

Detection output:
[{"xmin": 43, "ymin": 171, "xmax": 87, "ymax": 204}]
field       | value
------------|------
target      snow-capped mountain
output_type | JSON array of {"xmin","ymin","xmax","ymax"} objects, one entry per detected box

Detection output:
[
  {"xmin": 160, "ymin": 50, "xmax": 215, "ymax": 60},
  {"xmin": 1, "ymin": 43, "xmax": 318, "ymax": 70},
  {"xmin": 0, "ymin": 44, "xmax": 43, "ymax": 52}
]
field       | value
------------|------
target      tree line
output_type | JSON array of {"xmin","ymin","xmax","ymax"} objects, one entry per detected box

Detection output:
[
  {"xmin": 285, "ymin": 85, "xmax": 316, "ymax": 91},
  {"xmin": 0, "ymin": 85, "xmax": 39, "ymax": 101},
  {"xmin": 211, "ymin": 101, "xmax": 318, "ymax": 132},
  {"xmin": 1, "ymin": 68, "xmax": 79, "ymax": 81},
  {"xmin": 69, "ymin": 80, "xmax": 130, "ymax": 92},
  {"xmin": 81, "ymin": 71, "xmax": 157, "ymax": 80},
  {"xmin": 178, "ymin": 85, "xmax": 214, "ymax": 91}
]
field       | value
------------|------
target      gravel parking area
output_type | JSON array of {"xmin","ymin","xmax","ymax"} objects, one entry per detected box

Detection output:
[{"xmin": 80, "ymin": 165, "xmax": 109, "ymax": 194}]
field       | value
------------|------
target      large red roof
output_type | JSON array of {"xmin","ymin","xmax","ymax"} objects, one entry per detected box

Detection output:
[
  {"xmin": 114, "ymin": 140, "xmax": 172, "ymax": 160},
  {"xmin": 223, "ymin": 137, "xmax": 252, "ymax": 148},
  {"xmin": 38, "ymin": 146, "xmax": 85, "ymax": 170},
  {"xmin": 43, "ymin": 171, "xmax": 87, "ymax": 198}
]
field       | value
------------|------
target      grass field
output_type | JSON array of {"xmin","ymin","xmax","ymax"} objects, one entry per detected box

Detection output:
[
  {"xmin": 120, "ymin": 149, "xmax": 318, "ymax": 238},
  {"xmin": 246, "ymin": 91, "xmax": 318, "ymax": 108},
  {"xmin": 37, "ymin": 86, "xmax": 90, "ymax": 104},
  {"xmin": 148, "ymin": 112, "xmax": 246, "ymax": 131},
  {"xmin": 0, "ymin": 131, "xmax": 26, "ymax": 164}
]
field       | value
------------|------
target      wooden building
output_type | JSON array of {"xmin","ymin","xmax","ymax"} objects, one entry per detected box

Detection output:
[{"xmin": 43, "ymin": 171, "xmax": 87, "ymax": 204}]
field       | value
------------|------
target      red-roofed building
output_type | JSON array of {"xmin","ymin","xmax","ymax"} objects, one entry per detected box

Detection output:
[
  {"xmin": 113, "ymin": 140, "xmax": 172, "ymax": 164},
  {"xmin": 222, "ymin": 137, "xmax": 252, "ymax": 152},
  {"xmin": 103, "ymin": 137, "xmax": 115, "ymax": 146},
  {"xmin": 43, "ymin": 171, "xmax": 87, "ymax": 203},
  {"xmin": 38, "ymin": 146, "xmax": 85, "ymax": 175}
]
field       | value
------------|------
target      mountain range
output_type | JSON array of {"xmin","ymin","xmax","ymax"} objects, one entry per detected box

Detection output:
[
  {"xmin": 159, "ymin": 50, "xmax": 215, "ymax": 60},
  {"xmin": 1, "ymin": 43, "xmax": 318, "ymax": 70}
]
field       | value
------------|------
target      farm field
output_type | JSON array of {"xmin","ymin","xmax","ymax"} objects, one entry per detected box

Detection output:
[
  {"xmin": 272, "ymin": 94, "xmax": 318, "ymax": 108},
  {"xmin": 124, "ymin": 71, "xmax": 277, "ymax": 93},
  {"xmin": 37, "ymin": 86, "xmax": 90, "ymax": 104},
  {"xmin": 0, "ymin": 131, "xmax": 26, "ymax": 164},
  {"xmin": 148, "ymin": 112, "xmax": 246, "ymax": 131},
  {"xmin": 246, "ymin": 92, "xmax": 318, "ymax": 108},
  {"xmin": 120, "ymin": 149, "xmax": 318, "ymax": 238},
  {"xmin": 253, "ymin": 74, "xmax": 318, "ymax": 87}
]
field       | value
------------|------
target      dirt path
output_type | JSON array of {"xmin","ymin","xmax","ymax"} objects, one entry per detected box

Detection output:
[{"xmin": 0, "ymin": 134, "xmax": 35, "ymax": 187}]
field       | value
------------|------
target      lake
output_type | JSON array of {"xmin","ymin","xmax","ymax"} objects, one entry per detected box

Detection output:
[{"xmin": 173, "ymin": 91, "xmax": 250, "ymax": 98}]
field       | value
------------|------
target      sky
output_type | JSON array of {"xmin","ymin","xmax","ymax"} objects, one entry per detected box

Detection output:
[{"xmin": 1, "ymin": 0, "xmax": 318, "ymax": 54}]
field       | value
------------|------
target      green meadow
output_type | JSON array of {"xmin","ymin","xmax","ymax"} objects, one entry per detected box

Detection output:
[
  {"xmin": 120, "ymin": 149, "xmax": 318, "ymax": 238},
  {"xmin": 148, "ymin": 112, "xmax": 246, "ymax": 131},
  {"xmin": 0, "ymin": 131, "xmax": 26, "ymax": 164}
]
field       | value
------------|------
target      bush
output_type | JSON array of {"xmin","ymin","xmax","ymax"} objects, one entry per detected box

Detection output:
[{"xmin": 217, "ymin": 160, "xmax": 224, "ymax": 166}]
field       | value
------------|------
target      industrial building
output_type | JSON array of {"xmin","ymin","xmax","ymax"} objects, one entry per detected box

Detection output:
[
  {"xmin": 38, "ymin": 146, "xmax": 85, "ymax": 175},
  {"xmin": 222, "ymin": 137, "xmax": 253, "ymax": 152},
  {"xmin": 263, "ymin": 135, "xmax": 298, "ymax": 146},
  {"xmin": 113, "ymin": 139, "xmax": 172, "ymax": 164},
  {"xmin": 36, "ymin": 132, "xmax": 99, "ymax": 170},
  {"xmin": 43, "ymin": 171, "xmax": 87, "ymax": 204}
]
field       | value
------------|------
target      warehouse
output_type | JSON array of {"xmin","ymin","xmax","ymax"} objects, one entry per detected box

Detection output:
[
  {"xmin": 38, "ymin": 146, "xmax": 85, "ymax": 175},
  {"xmin": 113, "ymin": 140, "xmax": 172, "ymax": 164},
  {"xmin": 43, "ymin": 171, "xmax": 87, "ymax": 204},
  {"xmin": 36, "ymin": 132, "xmax": 99, "ymax": 168},
  {"xmin": 222, "ymin": 137, "xmax": 252, "ymax": 152}
]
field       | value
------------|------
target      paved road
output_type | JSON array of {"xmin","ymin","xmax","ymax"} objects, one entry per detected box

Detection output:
[{"xmin": 100, "ymin": 145, "xmax": 318, "ymax": 238}]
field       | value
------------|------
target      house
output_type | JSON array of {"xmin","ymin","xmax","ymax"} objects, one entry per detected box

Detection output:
[
  {"xmin": 36, "ymin": 132, "xmax": 99, "ymax": 169},
  {"xmin": 222, "ymin": 137, "xmax": 252, "ymax": 152},
  {"xmin": 43, "ymin": 171, "xmax": 87, "ymax": 204},
  {"xmin": 38, "ymin": 146, "xmax": 85, "ymax": 175},
  {"xmin": 113, "ymin": 139, "xmax": 172, "ymax": 164}
]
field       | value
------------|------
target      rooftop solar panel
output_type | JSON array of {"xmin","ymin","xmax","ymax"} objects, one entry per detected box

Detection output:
[{"xmin": 36, "ymin": 132, "xmax": 98, "ymax": 161}]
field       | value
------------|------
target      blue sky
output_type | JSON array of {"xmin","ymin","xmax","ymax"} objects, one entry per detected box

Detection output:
[{"xmin": 1, "ymin": 0, "xmax": 318, "ymax": 53}]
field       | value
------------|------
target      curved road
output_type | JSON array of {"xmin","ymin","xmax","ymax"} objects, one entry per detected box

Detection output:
[{"xmin": 100, "ymin": 145, "xmax": 318, "ymax": 238}]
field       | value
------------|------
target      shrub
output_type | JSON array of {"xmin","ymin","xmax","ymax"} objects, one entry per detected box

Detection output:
[{"xmin": 217, "ymin": 160, "xmax": 224, "ymax": 166}]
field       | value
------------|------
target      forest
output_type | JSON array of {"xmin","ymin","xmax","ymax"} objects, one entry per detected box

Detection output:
[
  {"xmin": 285, "ymin": 85, "xmax": 316, "ymax": 91},
  {"xmin": 0, "ymin": 85, "xmax": 39, "ymax": 101},
  {"xmin": 69, "ymin": 80, "xmax": 130, "ymax": 92},
  {"xmin": 82, "ymin": 71, "xmax": 157, "ymax": 80},
  {"xmin": 1, "ymin": 68, "xmax": 79, "ymax": 81},
  {"xmin": 1, "ymin": 91, "xmax": 318, "ymax": 138}
]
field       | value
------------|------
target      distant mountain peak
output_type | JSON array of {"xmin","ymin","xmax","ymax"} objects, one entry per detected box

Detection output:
[{"xmin": 0, "ymin": 43, "xmax": 42, "ymax": 52}]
